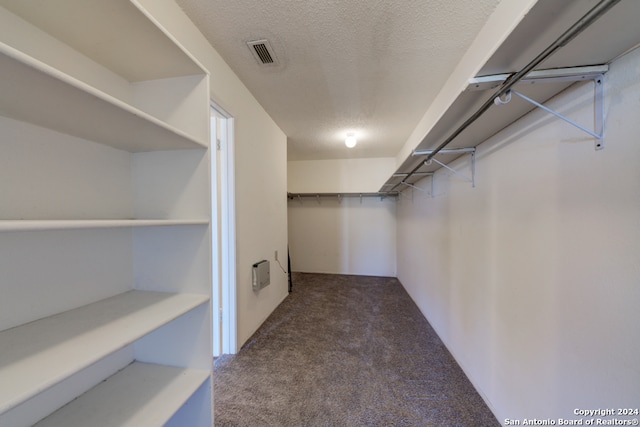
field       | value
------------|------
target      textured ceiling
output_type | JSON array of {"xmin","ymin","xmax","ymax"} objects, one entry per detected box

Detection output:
[{"xmin": 176, "ymin": 0, "xmax": 502, "ymax": 160}]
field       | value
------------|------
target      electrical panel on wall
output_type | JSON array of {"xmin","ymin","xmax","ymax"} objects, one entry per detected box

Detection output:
[{"xmin": 252, "ymin": 260, "xmax": 270, "ymax": 290}]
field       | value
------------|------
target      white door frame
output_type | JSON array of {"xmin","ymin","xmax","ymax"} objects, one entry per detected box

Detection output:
[{"xmin": 211, "ymin": 102, "xmax": 237, "ymax": 356}]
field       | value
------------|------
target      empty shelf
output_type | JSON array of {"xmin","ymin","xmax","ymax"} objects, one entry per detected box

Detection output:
[
  {"xmin": 0, "ymin": 0, "xmax": 204, "ymax": 83},
  {"xmin": 0, "ymin": 290, "xmax": 209, "ymax": 415},
  {"xmin": 0, "ymin": 219, "xmax": 210, "ymax": 232},
  {"xmin": 34, "ymin": 362, "xmax": 210, "ymax": 427},
  {"xmin": 0, "ymin": 47, "xmax": 207, "ymax": 152}
]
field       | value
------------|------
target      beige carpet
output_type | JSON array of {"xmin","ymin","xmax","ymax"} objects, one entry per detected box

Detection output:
[{"xmin": 213, "ymin": 273, "xmax": 499, "ymax": 426}]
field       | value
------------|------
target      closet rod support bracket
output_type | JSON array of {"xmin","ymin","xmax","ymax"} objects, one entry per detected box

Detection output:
[
  {"xmin": 594, "ymin": 76, "xmax": 605, "ymax": 150},
  {"xmin": 401, "ymin": 181, "xmax": 430, "ymax": 196},
  {"xmin": 420, "ymin": 149, "xmax": 475, "ymax": 188},
  {"xmin": 504, "ymin": 75, "xmax": 605, "ymax": 150}
]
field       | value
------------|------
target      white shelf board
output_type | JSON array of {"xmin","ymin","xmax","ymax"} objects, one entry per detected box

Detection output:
[
  {"xmin": 0, "ymin": 219, "xmax": 210, "ymax": 232},
  {"xmin": 34, "ymin": 362, "xmax": 210, "ymax": 427},
  {"xmin": 0, "ymin": 291, "xmax": 210, "ymax": 415},
  {"xmin": 0, "ymin": 46, "xmax": 207, "ymax": 152},
  {"xmin": 478, "ymin": 0, "xmax": 640, "ymax": 75},
  {"xmin": 380, "ymin": 0, "xmax": 640, "ymax": 192},
  {"xmin": 0, "ymin": 0, "xmax": 205, "ymax": 82}
]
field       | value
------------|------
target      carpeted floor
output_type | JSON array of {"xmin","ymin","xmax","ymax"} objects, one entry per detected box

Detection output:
[{"xmin": 213, "ymin": 273, "xmax": 499, "ymax": 426}]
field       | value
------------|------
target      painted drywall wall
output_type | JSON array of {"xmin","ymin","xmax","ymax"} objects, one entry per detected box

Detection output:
[
  {"xmin": 136, "ymin": 0, "xmax": 289, "ymax": 349},
  {"xmin": 0, "ymin": 116, "xmax": 134, "ymax": 331},
  {"xmin": 288, "ymin": 158, "xmax": 396, "ymax": 193},
  {"xmin": 288, "ymin": 197, "xmax": 396, "ymax": 277},
  {"xmin": 288, "ymin": 158, "xmax": 397, "ymax": 276},
  {"xmin": 396, "ymin": 48, "xmax": 640, "ymax": 423}
]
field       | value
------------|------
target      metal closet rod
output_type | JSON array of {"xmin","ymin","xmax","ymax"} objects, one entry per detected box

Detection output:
[
  {"xmin": 390, "ymin": 0, "xmax": 622, "ymax": 193},
  {"xmin": 287, "ymin": 192, "xmax": 398, "ymax": 199}
]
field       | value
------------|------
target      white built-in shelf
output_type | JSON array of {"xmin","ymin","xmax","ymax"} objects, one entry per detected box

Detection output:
[
  {"xmin": 0, "ymin": 219, "xmax": 210, "ymax": 232},
  {"xmin": 380, "ymin": 0, "xmax": 640, "ymax": 192},
  {"xmin": 0, "ymin": 0, "xmax": 213, "ymax": 424},
  {"xmin": 0, "ymin": 47, "xmax": 207, "ymax": 152},
  {"xmin": 0, "ymin": 290, "xmax": 210, "ymax": 415},
  {"xmin": 0, "ymin": 0, "xmax": 204, "ymax": 83},
  {"xmin": 34, "ymin": 362, "xmax": 210, "ymax": 427}
]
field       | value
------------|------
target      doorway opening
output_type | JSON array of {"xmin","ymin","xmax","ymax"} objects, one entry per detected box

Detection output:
[{"xmin": 211, "ymin": 103, "xmax": 237, "ymax": 356}]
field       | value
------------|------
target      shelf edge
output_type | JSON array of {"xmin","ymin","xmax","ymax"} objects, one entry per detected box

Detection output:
[
  {"xmin": 33, "ymin": 362, "xmax": 210, "ymax": 427},
  {"xmin": 0, "ymin": 219, "xmax": 210, "ymax": 232},
  {"xmin": 0, "ymin": 291, "xmax": 210, "ymax": 415},
  {"xmin": 0, "ymin": 42, "xmax": 208, "ymax": 151}
]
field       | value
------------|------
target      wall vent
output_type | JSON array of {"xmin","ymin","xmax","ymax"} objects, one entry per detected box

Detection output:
[{"xmin": 247, "ymin": 39, "xmax": 278, "ymax": 65}]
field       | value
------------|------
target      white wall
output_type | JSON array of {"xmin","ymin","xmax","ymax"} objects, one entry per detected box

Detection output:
[
  {"xmin": 288, "ymin": 158, "xmax": 396, "ymax": 276},
  {"xmin": 137, "ymin": 0, "xmax": 289, "ymax": 348},
  {"xmin": 396, "ymin": 48, "xmax": 640, "ymax": 424},
  {"xmin": 288, "ymin": 158, "xmax": 396, "ymax": 193},
  {"xmin": 288, "ymin": 197, "xmax": 396, "ymax": 277}
]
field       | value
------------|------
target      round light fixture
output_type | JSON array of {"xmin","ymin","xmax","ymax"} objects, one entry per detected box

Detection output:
[{"xmin": 345, "ymin": 134, "xmax": 357, "ymax": 148}]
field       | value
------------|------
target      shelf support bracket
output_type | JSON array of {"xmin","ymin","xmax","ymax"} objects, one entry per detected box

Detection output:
[
  {"xmin": 400, "ymin": 178, "xmax": 436, "ymax": 198},
  {"xmin": 424, "ymin": 149, "xmax": 476, "ymax": 188},
  {"xmin": 401, "ymin": 181, "xmax": 430, "ymax": 195},
  {"xmin": 431, "ymin": 175, "xmax": 434, "ymax": 198},
  {"xmin": 471, "ymin": 150, "xmax": 476, "ymax": 188},
  {"xmin": 508, "ymin": 76, "xmax": 604, "ymax": 150},
  {"xmin": 594, "ymin": 76, "xmax": 605, "ymax": 150}
]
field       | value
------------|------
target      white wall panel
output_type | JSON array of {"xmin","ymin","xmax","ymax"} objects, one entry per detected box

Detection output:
[
  {"xmin": 288, "ymin": 197, "xmax": 396, "ymax": 277},
  {"xmin": 288, "ymin": 157, "xmax": 397, "ymax": 276},
  {"xmin": 0, "ymin": 116, "xmax": 132, "ymax": 220},
  {"xmin": 0, "ymin": 229, "xmax": 133, "ymax": 332},
  {"xmin": 288, "ymin": 157, "xmax": 395, "ymax": 193},
  {"xmin": 396, "ymin": 48, "xmax": 640, "ymax": 422}
]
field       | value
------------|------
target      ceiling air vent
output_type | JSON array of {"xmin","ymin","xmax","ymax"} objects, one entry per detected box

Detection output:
[{"xmin": 247, "ymin": 39, "xmax": 279, "ymax": 66}]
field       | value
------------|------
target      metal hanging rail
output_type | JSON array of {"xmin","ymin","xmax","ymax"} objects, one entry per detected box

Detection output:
[
  {"xmin": 388, "ymin": 0, "xmax": 622, "ymax": 193},
  {"xmin": 412, "ymin": 148, "xmax": 476, "ymax": 156},
  {"xmin": 393, "ymin": 172, "xmax": 433, "ymax": 178},
  {"xmin": 287, "ymin": 192, "xmax": 398, "ymax": 202}
]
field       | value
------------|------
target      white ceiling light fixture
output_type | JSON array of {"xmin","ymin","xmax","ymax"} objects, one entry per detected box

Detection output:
[{"xmin": 345, "ymin": 133, "xmax": 357, "ymax": 148}]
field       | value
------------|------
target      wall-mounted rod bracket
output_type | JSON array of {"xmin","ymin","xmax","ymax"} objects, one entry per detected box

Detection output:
[
  {"xmin": 427, "ymin": 155, "xmax": 476, "ymax": 188},
  {"xmin": 403, "ymin": 178, "xmax": 435, "ymax": 198},
  {"xmin": 401, "ymin": 182, "xmax": 429, "ymax": 194},
  {"xmin": 387, "ymin": 0, "xmax": 621, "ymax": 193},
  {"xmin": 412, "ymin": 148, "xmax": 476, "ymax": 188},
  {"xmin": 505, "ymin": 76, "xmax": 604, "ymax": 150}
]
